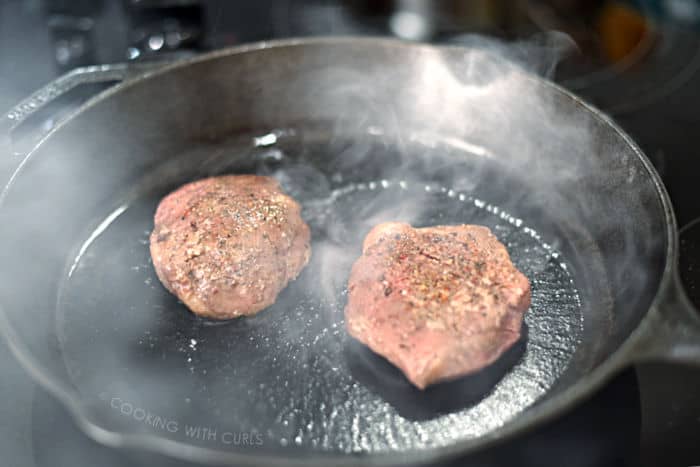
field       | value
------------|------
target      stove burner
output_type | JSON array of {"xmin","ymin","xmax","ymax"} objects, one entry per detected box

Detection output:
[{"xmin": 680, "ymin": 218, "xmax": 700, "ymax": 311}]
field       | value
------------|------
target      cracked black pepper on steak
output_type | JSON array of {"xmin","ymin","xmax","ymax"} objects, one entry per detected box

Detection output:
[
  {"xmin": 150, "ymin": 175, "xmax": 311, "ymax": 319},
  {"xmin": 345, "ymin": 222, "xmax": 530, "ymax": 389}
]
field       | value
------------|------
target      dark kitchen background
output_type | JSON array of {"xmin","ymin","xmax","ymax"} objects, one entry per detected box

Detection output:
[{"xmin": 1, "ymin": 1, "xmax": 700, "ymax": 466}]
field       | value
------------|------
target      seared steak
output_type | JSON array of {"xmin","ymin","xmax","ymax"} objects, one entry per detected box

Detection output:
[
  {"xmin": 150, "ymin": 175, "xmax": 311, "ymax": 319},
  {"xmin": 345, "ymin": 222, "xmax": 530, "ymax": 389}
]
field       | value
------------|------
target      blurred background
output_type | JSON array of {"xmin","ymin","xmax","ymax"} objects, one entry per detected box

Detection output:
[
  {"xmin": 1, "ymin": 1, "xmax": 700, "ymax": 466},
  {"xmin": 4, "ymin": 0, "xmax": 700, "ymax": 221}
]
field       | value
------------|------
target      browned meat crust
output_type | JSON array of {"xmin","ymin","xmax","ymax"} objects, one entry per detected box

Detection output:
[
  {"xmin": 345, "ymin": 222, "xmax": 530, "ymax": 389},
  {"xmin": 150, "ymin": 175, "xmax": 311, "ymax": 319}
]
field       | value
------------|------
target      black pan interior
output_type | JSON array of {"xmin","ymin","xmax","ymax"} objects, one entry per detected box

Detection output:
[
  {"xmin": 0, "ymin": 41, "xmax": 669, "ymax": 459},
  {"xmin": 47, "ymin": 127, "xmax": 585, "ymax": 454}
]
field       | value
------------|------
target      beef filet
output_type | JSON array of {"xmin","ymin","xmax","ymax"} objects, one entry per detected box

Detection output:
[
  {"xmin": 345, "ymin": 222, "xmax": 530, "ymax": 389},
  {"xmin": 150, "ymin": 175, "xmax": 311, "ymax": 319}
]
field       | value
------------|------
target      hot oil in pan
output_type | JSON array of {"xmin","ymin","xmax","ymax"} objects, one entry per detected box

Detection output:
[{"xmin": 56, "ymin": 129, "xmax": 583, "ymax": 454}]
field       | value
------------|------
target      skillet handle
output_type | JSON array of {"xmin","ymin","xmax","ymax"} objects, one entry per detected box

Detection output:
[
  {"xmin": 0, "ymin": 61, "xmax": 165, "ymax": 146},
  {"xmin": 628, "ymin": 228, "xmax": 700, "ymax": 466},
  {"xmin": 628, "ymin": 270, "xmax": 700, "ymax": 365},
  {"xmin": 1, "ymin": 64, "xmax": 129, "ymax": 143}
]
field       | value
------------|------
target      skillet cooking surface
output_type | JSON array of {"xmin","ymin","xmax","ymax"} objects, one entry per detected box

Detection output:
[{"xmin": 55, "ymin": 129, "xmax": 583, "ymax": 454}]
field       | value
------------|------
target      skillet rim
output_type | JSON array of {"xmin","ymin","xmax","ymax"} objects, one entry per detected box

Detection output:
[{"xmin": 0, "ymin": 36, "xmax": 676, "ymax": 466}]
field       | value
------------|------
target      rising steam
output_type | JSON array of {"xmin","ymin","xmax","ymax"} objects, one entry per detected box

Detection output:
[{"xmin": 0, "ymin": 33, "xmax": 663, "ymax": 457}]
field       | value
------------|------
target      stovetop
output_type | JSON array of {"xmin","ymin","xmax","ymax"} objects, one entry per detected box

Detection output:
[{"xmin": 1, "ymin": 1, "xmax": 699, "ymax": 466}]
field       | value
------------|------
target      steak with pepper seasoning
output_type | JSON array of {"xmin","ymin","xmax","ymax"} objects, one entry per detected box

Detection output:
[
  {"xmin": 345, "ymin": 222, "xmax": 530, "ymax": 389},
  {"xmin": 150, "ymin": 175, "xmax": 311, "ymax": 319}
]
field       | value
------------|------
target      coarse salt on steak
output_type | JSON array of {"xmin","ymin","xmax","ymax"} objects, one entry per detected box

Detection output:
[
  {"xmin": 345, "ymin": 222, "xmax": 530, "ymax": 389},
  {"xmin": 150, "ymin": 175, "xmax": 311, "ymax": 319}
]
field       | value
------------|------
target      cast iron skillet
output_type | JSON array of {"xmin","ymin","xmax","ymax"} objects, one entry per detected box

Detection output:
[{"xmin": 0, "ymin": 38, "xmax": 699, "ymax": 466}]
